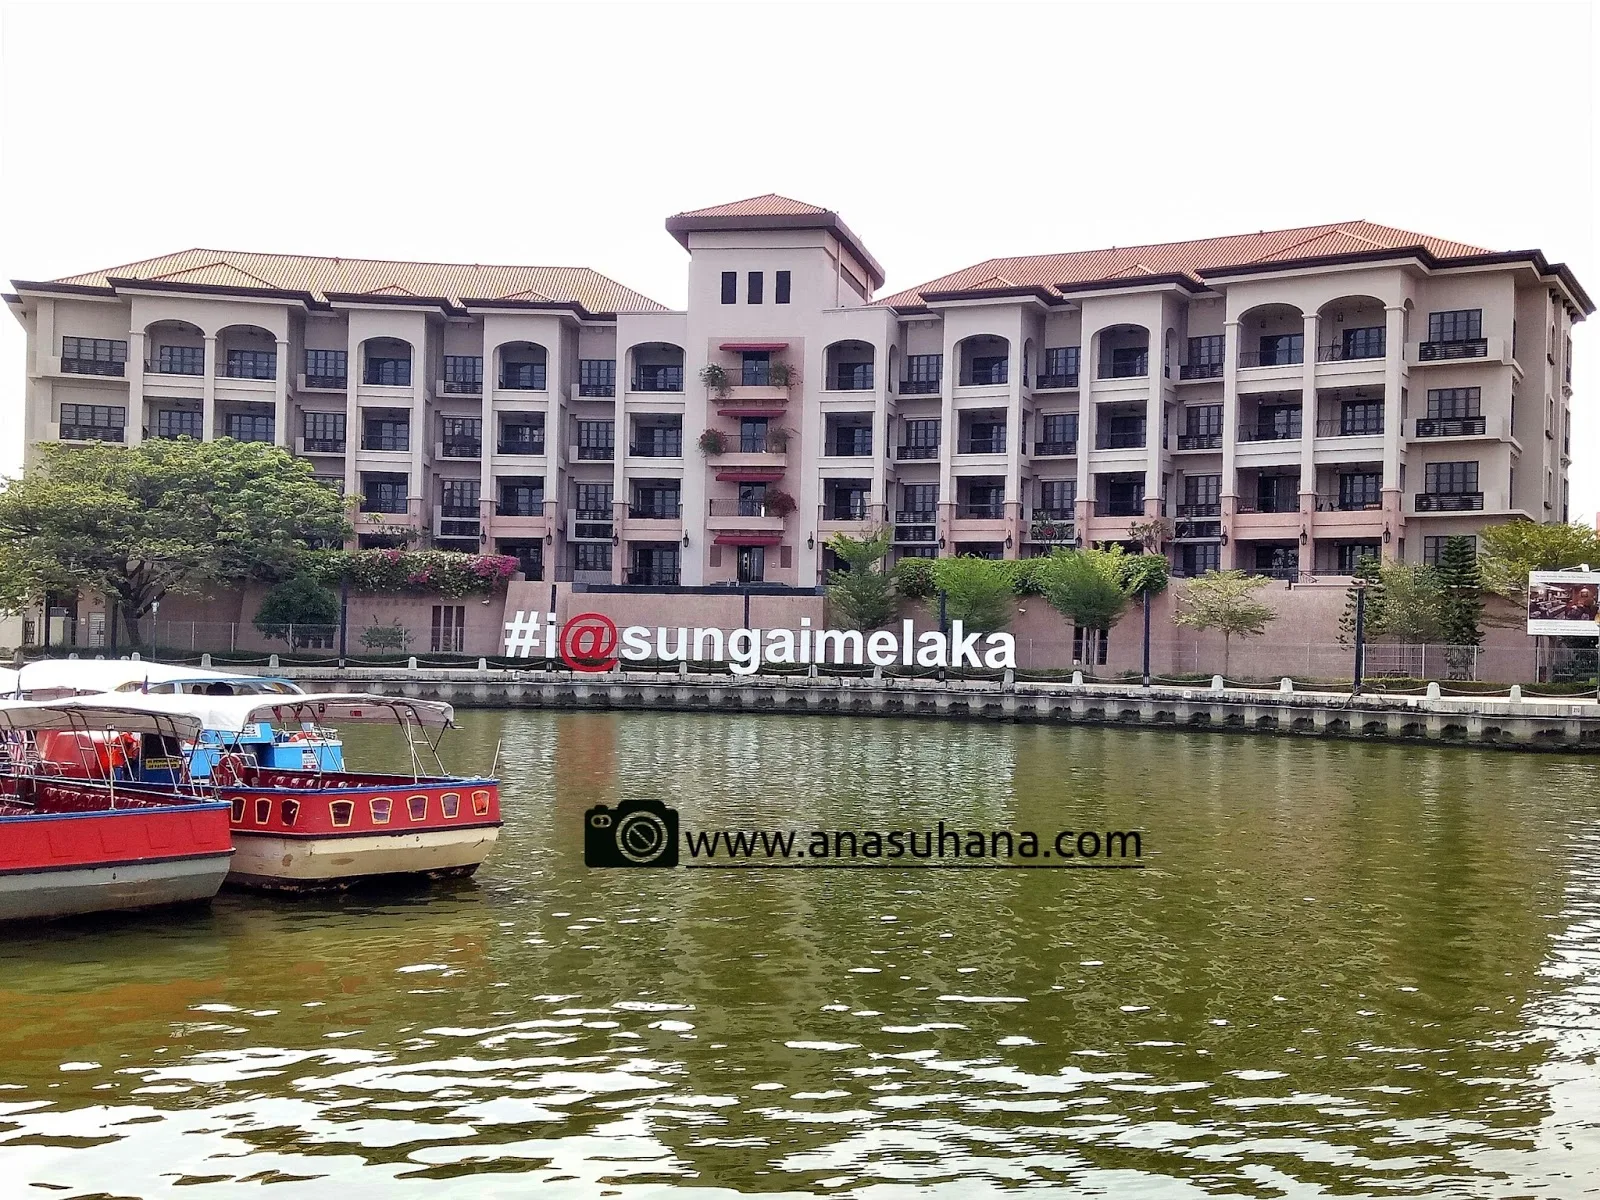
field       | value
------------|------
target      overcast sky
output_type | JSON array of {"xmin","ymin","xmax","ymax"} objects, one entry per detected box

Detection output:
[{"xmin": 1, "ymin": 1, "xmax": 1594, "ymax": 514}]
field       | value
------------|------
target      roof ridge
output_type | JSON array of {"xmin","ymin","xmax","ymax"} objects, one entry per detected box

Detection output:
[
  {"xmin": 145, "ymin": 259, "xmax": 283, "ymax": 289},
  {"xmin": 171, "ymin": 248, "xmax": 613, "ymax": 274}
]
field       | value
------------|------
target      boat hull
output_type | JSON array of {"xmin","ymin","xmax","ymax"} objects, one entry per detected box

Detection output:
[
  {"xmin": 0, "ymin": 852, "xmax": 233, "ymax": 921},
  {"xmin": 227, "ymin": 825, "xmax": 500, "ymax": 890}
]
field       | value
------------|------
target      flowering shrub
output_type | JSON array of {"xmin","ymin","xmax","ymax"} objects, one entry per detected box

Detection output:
[{"xmin": 308, "ymin": 549, "xmax": 517, "ymax": 596}]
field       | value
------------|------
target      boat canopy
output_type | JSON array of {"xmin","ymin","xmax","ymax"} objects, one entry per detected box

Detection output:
[
  {"xmin": 15, "ymin": 660, "xmax": 301, "ymax": 698},
  {"xmin": 0, "ymin": 698, "xmax": 206, "ymax": 739},
  {"xmin": 56, "ymin": 691, "xmax": 456, "ymax": 734}
]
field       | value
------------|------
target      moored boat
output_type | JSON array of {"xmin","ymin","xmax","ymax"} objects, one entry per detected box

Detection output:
[
  {"xmin": 57, "ymin": 692, "xmax": 502, "ymax": 891},
  {"xmin": 0, "ymin": 701, "xmax": 233, "ymax": 921}
]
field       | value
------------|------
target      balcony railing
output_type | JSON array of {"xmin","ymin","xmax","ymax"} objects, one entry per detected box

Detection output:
[
  {"xmin": 441, "ymin": 378, "xmax": 482, "ymax": 395},
  {"xmin": 1092, "ymin": 500, "xmax": 1144, "ymax": 517},
  {"xmin": 1414, "ymin": 416, "xmax": 1487, "ymax": 437},
  {"xmin": 578, "ymin": 382, "xmax": 616, "ymax": 397},
  {"xmin": 1238, "ymin": 348, "xmax": 1303, "ymax": 368},
  {"xmin": 302, "ymin": 438, "xmax": 345, "ymax": 454},
  {"xmin": 61, "ymin": 358, "xmax": 125, "ymax": 377},
  {"xmin": 1035, "ymin": 373, "xmax": 1079, "ymax": 389},
  {"xmin": 708, "ymin": 499, "xmax": 785, "ymax": 518},
  {"xmin": 629, "ymin": 503, "xmax": 682, "ymax": 520},
  {"xmin": 1235, "ymin": 497, "xmax": 1298, "ymax": 514},
  {"xmin": 827, "ymin": 441, "xmax": 874, "ymax": 458},
  {"xmin": 495, "ymin": 500, "xmax": 545, "ymax": 517},
  {"xmin": 1315, "ymin": 418, "xmax": 1384, "ymax": 437},
  {"xmin": 440, "ymin": 438, "xmax": 482, "ymax": 458},
  {"xmin": 1179, "ymin": 362, "xmax": 1223, "ymax": 380},
  {"xmin": 955, "ymin": 503, "xmax": 1004, "ymax": 519},
  {"xmin": 1316, "ymin": 343, "xmax": 1385, "ymax": 362},
  {"xmin": 1237, "ymin": 422, "xmax": 1301, "ymax": 442},
  {"xmin": 1033, "ymin": 440, "xmax": 1077, "ymax": 456},
  {"xmin": 439, "ymin": 504, "xmax": 479, "ymax": 519},
  {"xmin": 1175, "ymin": 502, "xmax": 1221, "ymax": 518},
  {"xmin": 1098, "ymin": 355, "xmax": 1149, "ymax": 379},
  {"xmin": 957, "ymin": 437, "xmax": 1005, "ymax": 454},
  {"xmin": 628, "ymin": 570, "xmax": 681, "ymax": 586},
  {"xmin": 305, "ymin": 374, "xmax": 347, "ymax": 389},
  {"xmin": 962, "ymin": 366, "xmax": 1008, "ymax": 386},
  {"xmin": 895, "ymin": 510, "xmax": 937, "ymax": 524},
  {"xmin": 1415, "ymin": 491, "xmax": 1484, "ymax": 512},
  {"xmin": 1031, "ymin": 507, "xmax": 1075, "ymax": 522},
  {"xmin": 1176, "ymin": 432, "xmax": 1222, "ymax": 450},
  {"xmin": 497, "ymin": 437, "xmax": 545, "ymax": 455},
  {"xmin": 575, "ymin": 445, "xmax": 614, "ymax": 461},
  {"xmin": 1095, "ymin": 429, "xmax": 1146, "ymax": 450},
  {"xmin": 632, "ymin": 366, "xmax": 684, "ymax": 392},
  {"xmin": 1315, "ymin": 494, "xmax": 1383, "ymax": 512},
  {"xmin": 1028, "ymin": 517, "xmax": 1076, "ymax": 543},
  {"xmin": 897, "ymin": 444, "xmax": 939, "ymax": 460},
  {"xmin": 1417, "ymin": 339, "xmax": 1488, "ymax": 361},
  {"xmin": 500, "ymin": 366, "xmax": 547, "ymax": 390},
  {"xmin": 629, "ymin": 440, "xmax": 683, "ymax": 458},
  {"xmin": 361, "ymin": 435, "xmax": 410, "ymax": 452},
  {"xmin": 899, "ymin": 379, "xmax": 940, "ymax": 395},
  {"xmin": 60, "ymin": 424, "xmax": 125, "ymax": 442},
  {"xmin": 149, "ymin": 359, "xmax": 204, "ymax": 377}
]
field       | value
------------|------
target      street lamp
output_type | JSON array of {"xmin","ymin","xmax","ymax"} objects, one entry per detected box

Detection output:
[
  {"xmin": 1352, "ymin": 578, "xmax": 1369, "ymax": 695},
  {"xmin": 148, "ymin": 599, "xmax": 160, "ymax": 663}
]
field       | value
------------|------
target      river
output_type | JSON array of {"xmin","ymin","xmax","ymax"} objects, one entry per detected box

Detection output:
[{"xmin": 2, "ymin": 711, "xmax": 1598, "ymax": 1197}]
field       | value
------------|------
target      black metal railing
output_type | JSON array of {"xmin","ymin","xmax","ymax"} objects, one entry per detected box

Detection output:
[
  {"xmin": 1092, "ymin": 500, "xmax": 1144, "ymax": 517},
  {"xmin": 1315, "ymin": 494, "xmax": 1383, "ymax": 512},
  {"xmin": 1033, "ymin": 441, "xmax": 1077, "ymax": 456},
  {"xmin": 1414, "ymin": 416, "xmax": 1486, "ymax": 437},
  {"xmin": 899, "ymin": 379, "xmax": 940, "ymax": 394},
  {"xmin": 497, "ymin": 438, "xmax": 545, "ymax": 455},
  {"xmin": 741, "ymin": 364, "xmax": 772, "ymax": 386},
  {"xmin": 1235, "ymin": 497, "xmax": 1298, "ymax": 514},
  {"xmin": 1035, "ymin": 373, "xmax": 1079, "ymax": 389},
  {"xmin": 629, "ymin": 503, "xmax": 682, "ymax": 520},
  {"xmin": 1315, "ymin": 418, "xmax": 1384, "ymax": 437},
  {"xmin": 1179, "ymin": 362, "xmax": 1223, "ymax": 380},
  {"xmin": 1095, "ymin": 430, "xmax": 1146, "ymax": 449},
  {"xmin": 60, "ymin": 424, "xmax": 125, "ymax": 442},
  {"xmin": 1175, "ymin": 502, "xmax": 1221, "ymax": 518},
  {"xmin": 830, "ymin": 370, "xmax": 874, "ymax": 391},
  {"xmin": 1237, "ymin": 423, "xmax": 1301, "ymax": 442},
  {"xmin": 61, "ymin": 358, "xmax": 125, "ymax": 377},
  {"xmin": 708, "ymin": 499, "xmax": 784, "ymax": 517},
  {"xmin": 894, "ymin": 526, "xmax": 937, "ymax": 543},
  {"xmin": 149, "ymin": 358, "xmax": 204, "ymax": 376},
  {"xmin": 628, "ymin": 570, "xmax": 681, "ymax": 586},
  {"xmin": 359, "ymin": 502, "xmax": 409, "ymax": 515},
  {"xmin": 895, "ymin": 510, "xmax": 937, "ymax": 524},
  {"xmin": 578, "ymin": 382, "xmax": 616, "ymax": 397},
  {"xmin": 630, "ymin": 440, "xmax": 683, "ymax": 458},
  {"xmin": 500, "ymin": 367, "xmax": 547, "ymax": 390},
  {"xmin": 962, "ymin": 366, "xmax": 1008, "ymax": 386},
  {"xmin": 1176, "ymin": 432, "xmax": 1222, "ymax": 450},
  {"xmin": 955, "ymin": 503, "xmax": 1004, "ymax": 519},
  {"xmin": 1415, "ymin": 491, "xmax": 1484, "ymax": 512},
  {"xmin": 362, "ymin": 435, "xmax": 410, "ymax": 452},
  {"xmin": 1098, "ymin": 356, "xmax": 1149, "ymax": 379},
  {"xmin": 440, "ymin": 438, "xmax": 482, "ymax": 458},
  {"xmin": 496, "ymin": 500, "xmax": 545, "ymax": 517},
  {"xmin": 576, "ymin": 445, "xmax": 614, "ymax": 461},
  {"xmin": 573, "ymin": 507, "xmax": 613, "ymax": 522},
  {"xmin": 1238, "ymin": 349, "xmax": 1303, "ymax": 368},
  {"xmin": 442, "ymin": 379, "xmax": 482, "ymax": 395},
  {"xmin": 1417, "ymin": 339, "xmax": 1488, "ymax": 361},
  {"xmin": 1032, "ymin": 508, "xmax": 1075, "ymax": 522},
  {"xmin": 897, "ymin": 444, "xmax": 938, "ymax": 460},
  {"xmin": 302, "ymin": 438, "xmax": 345, "ymax": 453},
  {"xmin": 1316, "ymin": 343, "xmax": 1385, "ymax": 362},
  {"xmin": 305, "ymin": 374, "xmax": 347, "ymax": 389},
  {"xmin": 632, "ymin": 367, "xmax": 684, "ymax": 392},
  {"xmin": 957, "ymin": 438, "xmax": 1005, "ymax": 454},
  {"xmin": 439, "ymin": 504, "xmax": 479, "ymax": 519}
]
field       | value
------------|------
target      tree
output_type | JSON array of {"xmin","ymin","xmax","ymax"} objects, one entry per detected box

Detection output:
[
  {"xmin": 1478, "ymin": 520, "xmax": 1600, "ymax": 605},
  {"xmin": 1435, "ymin": 536, "xmax": 1484, "ymax": 648},
  {"xmin": 930, "ymin": 556, "xmax": 1015, "ymax": 631},
  {"xmin": 1338, "ymin": 554, "xmax": 1385, "ymax": 646},
  {"xmin": 254, "ymin": 575, "xmax": 340, "ymax": 649},
  {"xmin": 0, "ymin": 439, "xmax": 350, "ymax": 641},
  {"xmin": 825, "ymin": 529, "xmax": 895, "ymax": 629},
  {"xmin": 1038, "ymin": 547, "xmax": 1132, "ymax": 664},
  {"xmin": 1173, "ymin": 570, "xmax": 1277, "ymax": 677},
  {"xmin": 1371, "ymin": 562, "xmax": 1446, "ymax": 642}
]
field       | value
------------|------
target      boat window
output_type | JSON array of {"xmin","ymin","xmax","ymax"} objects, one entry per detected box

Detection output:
[
  {"xmin": 408, "ymin": 795, "xmax": 428, "ymax": 821},
  {"xmin": 370, "ymin": 797, "xmax": 392, "ymax": 824},
  {"xmin": 472, "ymin": 789, "xmax": 491, "ymax": 816},
  {"xmin": 441, "ymin": 792, "xmax": 460, "ymax": 818},
  {"xmin": 254, "ymin": 797, "xmax": 271, "ymax": 824},
  {"xmin": 280, "ymin": 798, "xmax": 300, "ymax": 826},
  {"xmin": 329, "ymin": 800, "xmax": 354, "ymax": 827},
  {"xmin": 230, "ymin": 795, "xmax": 246, "ymax": 822}
]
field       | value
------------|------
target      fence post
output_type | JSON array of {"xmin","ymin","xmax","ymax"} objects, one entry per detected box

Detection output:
[
  {"xmin": 231, "ymin": 623, "xmax": 237, "ymax": 652},
  {"xmin": 1420, "ymin": 643, "xmax": 1426, "ymax": 681}
]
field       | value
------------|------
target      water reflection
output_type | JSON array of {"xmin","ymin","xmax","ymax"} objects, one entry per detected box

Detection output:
[{"xmin": 0, "ymin": 712, "xmax": 1597, "ymax": 1195}]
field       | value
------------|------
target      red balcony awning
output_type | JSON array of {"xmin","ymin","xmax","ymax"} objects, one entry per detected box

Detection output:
[
  {"xmin": 718, "ymin": 341, "xmax": 788, "ymax": 352},
  {"xmin": 718, "ymin": 404, "xmax": 789, "ymax": 417},
  {"xmin": 715, "ymin": 467, "xmax": 786, "ymax": 482},
  {"xmin": 713, "ymin": 533, "xmax": 783, "ymax": 546}
]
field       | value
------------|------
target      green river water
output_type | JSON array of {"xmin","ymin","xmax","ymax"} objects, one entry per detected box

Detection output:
[{"xmin": 2, "ymin": 711, "xmax": 1599, "ymax": 1198}]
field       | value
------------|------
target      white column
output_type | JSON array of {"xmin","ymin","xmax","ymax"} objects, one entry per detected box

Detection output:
[
  {"xmin": 1005, "ymin": 336, "xmax": 1024, "ymax": 557},
  {"xmin": 410, "ymin": 332, "xmax": 427, "ymax": 532},
  {"xmin": 1074, "ymin": 330, "xmax": 1095, "ymax": 540},
  {"xmin": 1299, "ymin": 313, "xmax": 1318, "ymax": 507},
  {"xmin": 937, "ymin": 332, "xmax": 956, "ymax": 553},
  {"xmin": 343, "ymin": 328, "xmax": 359, "ymax": 508},
  {"xmin": 125, "ymin": 330, "xmax": 145, "ymax": 446},
  {"xmin": 1381, "ymin": 304, "xmax": 1407, "ymax": 561},
  {"xmin": 481, "ymin": 327, "xmax": 495, "ymax": 553},
  {"xmin": 274, "ymin": 338, "xmax": 290, "ymax": 447},
  {"xmin": 202, "ymin": 335, "xmax": 217, "ymax": 440},
  {"xmin": 1219, "ymin": 319, "xmax": 1241, "ymax": 561}
]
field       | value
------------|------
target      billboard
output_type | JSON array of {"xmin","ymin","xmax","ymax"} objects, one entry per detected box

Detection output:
[{"xmin": 1526, "ymin": 571, "xmax": 1600, "ymax": 636}]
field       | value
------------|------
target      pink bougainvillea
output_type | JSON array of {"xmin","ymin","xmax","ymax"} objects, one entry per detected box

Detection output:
[{"xmin": 309, "ymin": 550, "xmax": 519, "ymax": 597}]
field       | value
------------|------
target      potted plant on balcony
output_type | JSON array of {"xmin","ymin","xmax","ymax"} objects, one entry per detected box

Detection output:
[
  {"xmin": 699, "ymin": 363, "xmax": 732, "ymax": 397},
  {"xmin": 764, "ymin": 488, "xmax": 798, "ymax": 518},
  {"xmin": 767, "ymin": 360, "xmax": 799, "ymax": 389},
  {"xmin": 697, "ymin": 428, "xmax": 728, "ymax": 456},
  {"xmin": 764, "ymin": 426, "xmax": 791, "ymax": 453}
]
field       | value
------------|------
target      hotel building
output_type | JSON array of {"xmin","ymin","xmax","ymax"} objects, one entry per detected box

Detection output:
[{"xmin": 7, "ymin": 195, "xmax": 1589, "ymax": 589}]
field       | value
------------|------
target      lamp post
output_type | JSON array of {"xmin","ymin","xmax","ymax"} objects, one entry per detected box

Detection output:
[
  {"xmin": 148, "ymin": 599, "xmax": 160, "ymax": 663},
  {"xmin": 1141, "ymin": 587, "xmax": 1152, "ymax": 688},
  {"xmin": 1352, "ymin": 578, "xmax": 1368, "ymax": 695}
]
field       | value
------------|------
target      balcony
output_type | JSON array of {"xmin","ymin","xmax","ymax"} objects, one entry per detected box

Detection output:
[
  {"xmin": 1235, "ymin": 497, "xmax": 1298, "ymax": 515},
  {"xmin": 1175, "ymin": 503, "xmax": 1221, "ymax": 518},
  {"xmin": 825, "ymin": 442, "xmax": 874, "ymax": 459},
  {"xmin": 361, "ymin": 434, "xmax": 410, "ymax": 452},
  {"xmin": 1176, "ymin": 432, "xmax": 1221, "ymax": 450},
  {"xmin": 899, "ymin": 379, "xmax": 940, "ymax": 395},
  {"xmin": 441, "ymin": 379, "xmax": 482, "ymax": 395},
  {"xmin": 708, "ymin": 498, "xmax": 787, "ymax": 519},
  {"xmin": 897, "ymin": 444, "xmax": 939, "ymax": 460},
  {"xmin": 629, "ymin": 502, "xmax": 682, "ymax": 520},
  {"xmin": 60, "ymin": 424, "xmax": 125, "ymax": 442},
  {"xmin": 1417, "ymin": 339, "xmax": 1488, "ymax": 362},
  {"xmin": 629, "ymin": 440, "xmax": 683, "ymax": 459},
  {"xmin": 1035, "ymin": 373, "xmax": 1079, "ymax": 390},
  {"xmin": 499, "ymin": 367, "xmax": 547, "ymax": 391},
  {"xmin": 1316, "ymin": 343, "xmax": 1385, "ymax": 362},
  {"xmin": 1414, "ymin": 416, "xmax": 1487, "ymax": 438},
  {"xmin": 820, "ymin": 501, "xmax": 886, "ymax": 526},
  {"xmin": 632, "ymin": 367, "xmax": 684, "ymax": 393},
  {"xmin": 1414, "ymin": 492, "xmax": 1484, "ymax": 512},
  {"xmin": 1028, "ymin": 515, "xmax": 1076, "ymax": 544},
  {"xmin": 893, "ymin": 512, "xmax": 938, "ymax": 543},
  {"xmin": 1179, "ymin": 362, "xmax": 1223, "ymax": 380},
  {"xmin": 222, "ymin": 356, "xmax": 277, "ymax": 380},
  {"xmin": 497, "ymin": 437, "xmax": 545, "ymax": 456},
  {"xmin": 568, "ymin": 508, "xmax": 615, "ymax": 540},
  {"xmin": 1091, "ymin": 500, "xmax": 1144, "ymax": 517},
  {"xmin": 1315, "ymin": 494, "xmax": 1383, "ymax": 513},
  {"xmin": 628, "ymin": 569, "xmax": 681, "ymax": 586},
  {"xmin": 1237, "ymin": 423, "xmax": 1301, "ymax": 443},
  {"xmin": 1098, "ymin": 355, "xmax": 1149, "ymax": 380},
  {"xmin": 149, "ymin": 356, "xmax": 204, "ymax": 377},
  {"xmin": 1095, "ymin": 429, "xmax": 1146, "ymax": 450},
  {"xmin": 304, "ymin": 373, "xmax": 347, "ymax": 390},
  {"xmin": 956, "ymin": 437, "xmax": 1005, "ymax": 454},
  {"xmin": 961, "ymin": 364, "xmax": 1008, "ymax": 387},
  {"xmin": 954, "ymin": 503, "xmax": 1004, "ymax": 520},
  {"xmin": 1238, "ymin": 348, "xmax": 1303, "ymax": 368},
  {"xmin": 496, "ymin": 499, "xmax": 546, "ymax": 517},
  {"xmin": 438, "ymin": 437, "xmax": 482, "ymax": 459},
  {"xmin": 1033, "ymin": 440, "xmax": 1077, "ymax": 457},
  {"xmin": 1315, "ymin": 418, "xmax": 1384, "ymax": 438},
  {"xmin": 574, "ymin": 445, "xmax": 614, "ymax": 462},
  {"xmin": 435, "ymin": 503, "xmax": 481, "ymax": 539},
  {"xmin": 61, "ymin": 358, "xmax": 125, "ymax": 377},
  {"xmin": 297, "ymin": 437, "xmax": 346, "ymax": 455}
]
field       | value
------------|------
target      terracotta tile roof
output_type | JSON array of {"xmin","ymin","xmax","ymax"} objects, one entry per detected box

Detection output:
[
  {"xmin": 41, "ymin": 249, "xmax": 666, "ymax": 314},
  {"xmin": 671, "ymin": 193, "xmax": 832, "ymax": 219},
  {"xmin": 876, "ymin": 220, "xmax": 1496, "ymax": 308}
]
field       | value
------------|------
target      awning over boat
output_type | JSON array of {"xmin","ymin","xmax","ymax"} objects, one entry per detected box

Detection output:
[
  {"xmin": 13, "ymin": 659, "xmax": 300, "ymax": 699},
  {"xmin": 54, "ymin": 691, "xmax": 456, "ymax": 734},
  {"xmin": 0, "ymin": 698, "xmax": 206, "ymax": 739}
]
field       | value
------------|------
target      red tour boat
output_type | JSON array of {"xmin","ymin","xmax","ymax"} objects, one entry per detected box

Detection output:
[
  {"xmin": 56, "ymin": 691, "xmax": 502, "ymax": 891},
  {"xmin": 0, "ymin": 700, "xmax": 233, "ymax": 921}
]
